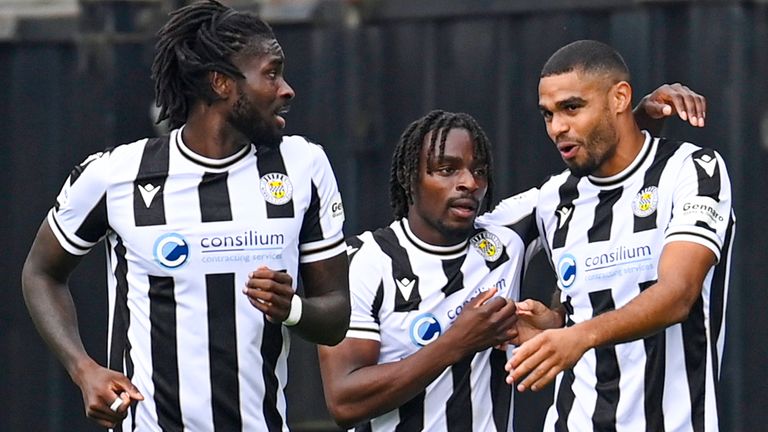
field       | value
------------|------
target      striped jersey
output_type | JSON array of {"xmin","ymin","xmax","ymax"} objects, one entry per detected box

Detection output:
[
  {"xmin": 535, "ymin": 131, "xmax": 735, "ymax": 431},
  {"xmin": 48, "ymin": 127, "xmax": 346, "ymax": 431},
  {"xmin": 344, "ymin": 189, "xmax": 539, "ymax": 432}
]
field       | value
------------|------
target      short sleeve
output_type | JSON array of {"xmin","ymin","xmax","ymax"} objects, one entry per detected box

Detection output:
[{"xmin": 344, "ymin": 233, "xmax": 384, "ymax": 342}]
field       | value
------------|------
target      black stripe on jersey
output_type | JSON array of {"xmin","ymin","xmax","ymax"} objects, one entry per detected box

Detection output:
[
  {"xmin": 109, "ymin": 237, "xmax": 130, "ymax": 432},
  {"xmin": 373, "ymin": 228, "xmax": 421, "ymax": 312},
  {"xmin": 710, "ymin": 214, "xmax": 734, "ymax": 397},
  {"xmin": 553, "ymin": 175, "xmax": 580, "ymax": 249},
  {"xmin": 148, "ymin": 275, "xmax": 183, "ymax": 431},
  {"xmin": 490, "ymin": 349, "xmax": 512, "ymax": 432},
  {"xmin": 447, "ymin": 355, "xmax": 474, "ymax": 432},
  {"xmin": 691, "ymin": 149, "xmax": 721, "ymax": 201},
  {"xmin": 682, "ymin": 296, "xmax": 707, "ymax": 432},
  {"xmin": 199, "ymin": 172, "xmax": 233, "ymax": 222},
  {"xmin": 261, "ymin": 318, "xmax": 285, "ymax": 431},
  {"xmin": 667, "ymin": 231, "xmax": 720, "ymax": 252},
  {"xmin": 206, "ymin": 273, "xmax": 242, "ymax": 431},
  {"xmin": 372, "ymin": 280, "xmax": 384, "ymax": 325},
  {"xmin": 589, "ymin": 137, "xmax": 653, "ymax": 187},
  {"xmin": 257, "ymin": 146, "xmax": 294, "ymax": 219},
  {"xmin": 507, "ymin": 212, "xmax": 539, "ymax": 248},
  {"xmin": 639, "ymin": 279, "xmax": 665, "ymax": 432},
  {"xmin": 588, "ymin": 188, "xmax": 622, "ymax": 243},
  {"xmin": 634, "ymin": 138, "xmax": 682, "ymax": 233},
  {"xmin": 554, "ymin": 368, "xmax": 577, "ymax": 431},
  {"xmin": 302, "ymin": 238, "xmax": 346, "ymax": 255},
  {"xmin": 355, "ymin": 423, "xmax": 372, "ymax": 432},
  {"xmin": 74, "ymin": 193, "xmax": 108, "ymax": 243},
  {"xmin": 396, "ymin": 390, "xmax": 425, "ymax": 431},
  {"xmin": 441, "ymin": 255, "xmax": 466, "ymax": 297},
  {"xmin": 300, "ymin": 182, "xmax": 324, "ymax": 242},
  {"xmin": 346, "ymin": 235, "xmax": 364, "ymax": 261},
  {"xmin": 134, "ymin": 137, "xmax": 169, "ymax": 227},
  {"xmin": 589, "ymin": 289, "xmax": 620, "ymax": 430}
]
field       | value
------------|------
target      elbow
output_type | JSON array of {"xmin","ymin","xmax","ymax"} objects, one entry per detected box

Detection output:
[
  {"xmin": 667, "ymin": 292, "xmax": 701, "ymax": 325},
  {"xmin": 322, "ymin": 313, "xmax": 350, "ymax": 346},
  {"xmin": 326, "ymin": 399, "xmax": 365, "ymax": 429}
]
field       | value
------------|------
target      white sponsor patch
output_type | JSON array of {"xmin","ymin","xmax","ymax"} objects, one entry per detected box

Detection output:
[
  {"xmin": 331, "ymin": 197, "xmax": 344, "ymax": 218},
  {"xmin": 679, "ymin": 196, "xmax": 726, "ymax": 226},
  {"xmin": 259, "ymin": 173, "xmax": 293, "ymax": 205}
]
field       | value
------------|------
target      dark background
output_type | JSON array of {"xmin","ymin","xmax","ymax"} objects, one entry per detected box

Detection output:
[{"xmin": 1, "ymin": 0, "xmax": 766, "ymax": 430}]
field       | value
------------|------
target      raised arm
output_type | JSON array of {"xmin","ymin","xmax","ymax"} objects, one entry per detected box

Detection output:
[
  {"xmin": 22, "ymin": 220, "xmax": 142, "ymax": 428},
  {"xmin": 317, "ymin": 289, "xmax": 517, "ymax": 428},
  {"xmin": 506, "ymin": 241, "xmax": 714, "ymax": 392},
  {"xmin": 633, "ymin": 83, "xmax": 707, "ymax": 135}
]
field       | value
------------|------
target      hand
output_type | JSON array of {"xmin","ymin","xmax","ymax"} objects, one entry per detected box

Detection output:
[
  {"xmin": 243, "ymin": 266, "xmax": 295, "ymax": 322},
  {"xmin": 73, "ymin": 359, "xmax": 144, "ymax": 428},
  {"xmin": 445, "ymin": 288, "xmax": 518, "ymax": 356},
  {"xmin": 510, "ymin": 299, "xmax": 562, "ymax": 345},
  {"xmin": 638, "ymin": 83, "xmax": 706, "ymax": 127},
  {"xmin": 504, "ymin": 326, "xmax": 589, "ymax": 392}
]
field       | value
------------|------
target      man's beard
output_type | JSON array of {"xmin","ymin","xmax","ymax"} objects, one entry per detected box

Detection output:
[
  {"xmin": 566, "ymin": 115, "xmax": 617, "ymax": 178},
  {"xmin": 228, "ymin": 88, "xmax": 282, "ymax": 148}
]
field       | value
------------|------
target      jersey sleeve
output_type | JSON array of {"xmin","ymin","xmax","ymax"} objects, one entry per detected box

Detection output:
[
  {"xmin": 344, "ymin": 233, "xmax": 384, "ymax": 342},
  {"xmin": 47, "ymin": 150, "xmax": 114, "ymax": 255},
  {"xmin": 665, "ymin": 147, "xmax": 734, "ymax": 261},
  {"xmin": 297, "ymin": 141, "xmax": 346, "ymax": 263}
]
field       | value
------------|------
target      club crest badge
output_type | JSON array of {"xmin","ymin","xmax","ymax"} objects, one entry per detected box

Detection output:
[
  {"xmin": 260, "ymin": 173, "xmax": 293, "ymax": 205},
  {"xmin": 470, "ymin": 231, "xmax": 503, "ymax": 262},
  {"xmin": 632, "ymin": 186, "xmax": 658, "ymax": 217}
]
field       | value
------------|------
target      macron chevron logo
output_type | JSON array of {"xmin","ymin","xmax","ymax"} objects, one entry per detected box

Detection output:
[
  {"xmin": 138, "ymin": 183, "xmax": 161, "ymax": 208},
  {"xmin": 396, "ymin": 277, "xmax": 416, "ymax": 300},
  {"xmin": 556, "ymin": 206, "xmax": 573, "ymax": 229},
  {"xmin": 694, "ymin": 155, "xmax": 717, "ymax": 178}
]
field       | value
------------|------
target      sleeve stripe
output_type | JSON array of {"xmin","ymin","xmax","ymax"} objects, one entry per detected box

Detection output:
[
  {"xmin": 665, "ymin": 231, "xmax": 721, "ymax": 259},
  {"xmin": 345, "ymin": 328, "xmax": 381, "ymax": 341},
  {"xmin": 47, "ymin": 211, "xmax": 93, "ymax": 255}
]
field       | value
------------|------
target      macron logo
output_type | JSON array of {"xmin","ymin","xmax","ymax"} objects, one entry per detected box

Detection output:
[
  {"xmin": 396, "ymin": 278, "xmax": 416, "ymax": 300},
  {"xmin": 695, "ymin": 155, "xmax": 717, "ymax": 178},
  {"xmin": 556, "ymin": 206, "xmax": 573, "ymax": 229},
  {"xmin": 138, "ymin": 183, "xmax": 161, "ymax": 208}
]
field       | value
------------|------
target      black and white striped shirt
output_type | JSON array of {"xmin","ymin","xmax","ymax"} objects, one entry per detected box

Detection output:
[
  {"xmin": 345, "ymin": 190, "xmax": 539, "ymax": 432},
  {"xmin": 48, "ymin": 127, "xmax": 346, "ymax": 431},
  {"xmin": 535, "ymin": 131, "xmax": 735, "ymax": 431}
]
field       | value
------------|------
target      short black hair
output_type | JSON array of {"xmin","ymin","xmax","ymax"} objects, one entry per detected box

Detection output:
[
  {"xmin": 151, "ymin": 0, "xmax": 277, "ymax": 129},
  {"xmin": 389, "ymin": 110, "xmax": 494, "ymax": 220},
  {"xmin": 541, "ymin": 39, "xmax": 630, "ymax": 83}
]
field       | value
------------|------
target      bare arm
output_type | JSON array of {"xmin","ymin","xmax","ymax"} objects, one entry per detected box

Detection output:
[
  {"xmin": 506, "ymin": 241, "xmax": 715, "ymax": 392},
  {"xmin": 244, "ymin": 252, "xmax": 350, "ymax": 345},
  {"xmin": 22, "ymin": 220, "xmax": 142, "ymax": 427},
  {"xmin": 318, "ymin": 289, "xmax": 517, "ymax": 428},
  {"xmin": 633, "ymin": 83, "xmax": 707, "ymax": 135}
]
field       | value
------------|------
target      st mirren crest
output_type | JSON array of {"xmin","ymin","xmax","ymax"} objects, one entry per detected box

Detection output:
[
  {"xmin": 632, "ymin": 186, "xmax": 658, "ymax": 217},
  {"xmin": 470, "ymin": 231, "xmax": 503, "ymax": 262},
  {"xmin": 259, "ymin": 173, "xmax": 293, "ymax": 205}
]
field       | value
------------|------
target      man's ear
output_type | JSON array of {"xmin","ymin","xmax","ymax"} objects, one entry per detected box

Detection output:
[
  {"xmin": 209, "ymin": 71, "xmax": 233, "ymax": 100},
  {"xmin": 612, "ymin": 81, "xmax": 633, "ymax": 114}
]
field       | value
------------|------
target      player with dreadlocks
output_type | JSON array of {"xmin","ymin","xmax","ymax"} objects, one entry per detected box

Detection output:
[
  {"xmin": 318, "ymin": 110, "xmax": 538, "ymax": 431},
  {"xmin": 22, "ymin": 0, "xmax": 349, "ymax": 429}
]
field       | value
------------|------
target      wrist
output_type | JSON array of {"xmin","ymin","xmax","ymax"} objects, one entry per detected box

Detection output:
[{"xmin": 283, "ymin": 295, "xmax": 303, "ymax": 326}]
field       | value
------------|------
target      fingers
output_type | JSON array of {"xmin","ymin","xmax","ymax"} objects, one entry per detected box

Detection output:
[
  {"xmin": 654, "ymin": 83, "xmax": 707, "ymax": 127},
  {"xmin": 471, "ymin": 287, "xmax": 498, "ymax": 307}
]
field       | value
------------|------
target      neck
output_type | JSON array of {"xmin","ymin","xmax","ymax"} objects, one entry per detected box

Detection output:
[{"xmin": 181, "ymin": 103, "xmax": 250, "ymax": 159}]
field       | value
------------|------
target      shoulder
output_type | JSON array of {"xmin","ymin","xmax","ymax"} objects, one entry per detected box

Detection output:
[
  {"xmin": 478, "ymin": 187, "xmax": 538, "ymax": 227},
  {"xmin": 280, "ymin": 135, "xmax": 326, "ymax": 156}
]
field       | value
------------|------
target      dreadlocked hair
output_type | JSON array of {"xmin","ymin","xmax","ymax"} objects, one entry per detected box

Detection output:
[
  {"xmin": 389, "ymin": 110, "xmax": 495, "ymax": 219},
  {"xmin": 152, "ymin": 0, "xmax": 276, "ymax": 129}
]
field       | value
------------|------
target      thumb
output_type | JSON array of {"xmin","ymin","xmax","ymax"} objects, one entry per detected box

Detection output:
[
  {"xmin": 117, "ymin": 380, "xmax": 144, "ymax": 401},
  {"xmin": 472, "ymin": 287, "xmax": 498, "ymax": 308}
]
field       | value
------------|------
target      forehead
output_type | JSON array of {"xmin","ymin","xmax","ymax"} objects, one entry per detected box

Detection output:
[
  {"xmin": 421, "ymin": 128, "xmax": 476, "ymax": 160},
  {"xmin": 538, "ymin": 70, "xmax": 603, "ymax": 106},
  {"xmin": 233, "ymin": 39, "xmax": 284, "ymax": 69}
]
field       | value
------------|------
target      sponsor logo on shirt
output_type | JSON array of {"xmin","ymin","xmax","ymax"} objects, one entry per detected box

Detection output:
[
  {"xmin": 694, "ymin": 154, "xmax": 718, "ymax": 177},
  {"xmin": 199, "ymin": 230, "xmax": 285, "ymax": 265},
  {"xmin": 580, "ymin": 243, "xmax": 655, "ymax": 281},
  {"xmin": 632, "ymin": 186, "xmax": 658, "ymax": 217},
  {"xmin": 470, "ymin": 231, "xmax": 504, "ymax": 262},
  {"xmin": 331, "ymin": 198, "xmax": 344, "ymax": 218},
  {"xmin": 410, "ymin": 313, "xmax": 442, "ymax": 347},
  {"xmin": 153, "ymin": 233, "xmax": 190, "ymax": 269},
  {"xmin": 557, "ymin": 253, "xmax": 577, "ymax": 289},
  {"xmin": 556, "ymin": 206, "xmax": 573, "ymax": 229},
  {"xmin": 260, "ymin": 173, "xmax": 293, "ymax": 205}
]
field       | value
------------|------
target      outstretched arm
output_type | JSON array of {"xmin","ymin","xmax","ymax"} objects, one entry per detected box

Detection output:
[
  {"xmin": 318, "ymin": 289, "xmax": 517, "ymax": 428},
  {"xmin": 22, "ymin": 220, "xmax": 143, "ymax": 428},
  {"xmin": 243, "ymin": 252, "xmax": 350, "ymax": 345},
  {"xmin": 633, "ymin": 83, "xmax": 707, "ymax": 135},
  {"xmin": 506, "ymin": 241, "xmax": 715, "ymax": 392}
]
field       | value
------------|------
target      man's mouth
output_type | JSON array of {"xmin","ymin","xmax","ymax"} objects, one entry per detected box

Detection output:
[
  {"xmin": 448, "ymin": 197, "xmax": 479, "ymax": 218},
  {"xmin": 557, "ymin": 140, "xmax": 580, "ymax": 159},
  {"xmin": 275, "ymin": 105, "xmax": 290, "ymax": 129}
]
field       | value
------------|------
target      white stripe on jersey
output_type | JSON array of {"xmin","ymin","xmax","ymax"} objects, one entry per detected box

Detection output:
[
  {"xmin": 345, "ymin": 198, "xmax": 539, "ymax": 431},
  {"xmin": 49, "ymin": 127, "xmax": 346, "ymax": 430},
  {"xmin": 536, "ymin": 132, "xmax": 735, "ymax": 432}
]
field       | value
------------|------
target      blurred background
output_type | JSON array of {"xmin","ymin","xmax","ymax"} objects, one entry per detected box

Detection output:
[{"xmin": 1, "ymin": 0, "xmax": 766, "ymax": 430}]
